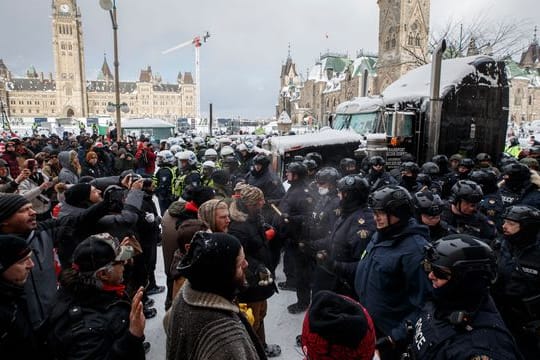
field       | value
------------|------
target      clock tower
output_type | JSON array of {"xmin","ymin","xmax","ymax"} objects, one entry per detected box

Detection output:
[
  {"xmin": 52, "ymin": 0, "xmax": 87, "ymax": 117},
  {"xmin": 376, "ymin": 0, "xmax": 430, "ymax": 93}
]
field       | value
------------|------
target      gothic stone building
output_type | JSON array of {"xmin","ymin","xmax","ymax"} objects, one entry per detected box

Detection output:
[
  {"xmin": 0, "ymin": 0, "xmax": 196, "ymax": 122},
  {"xmin": 277, "ymin": 0, "xmax": 430, "ymax": 126}
]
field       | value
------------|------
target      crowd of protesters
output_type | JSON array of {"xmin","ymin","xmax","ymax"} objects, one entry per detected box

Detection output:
[{"xmin": 1, "ymin": 128, "xmax": 539, "ymax": 359}]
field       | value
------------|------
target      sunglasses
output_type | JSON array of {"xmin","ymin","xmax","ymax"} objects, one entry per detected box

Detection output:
[{"xmin": 422, "ymin": 260, "xmax": 451, "ymax": 280}]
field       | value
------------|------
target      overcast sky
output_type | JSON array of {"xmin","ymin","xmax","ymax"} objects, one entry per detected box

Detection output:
[{"xmin": 0, "ymin": 0, "xmax": 538, "ymax": 119}]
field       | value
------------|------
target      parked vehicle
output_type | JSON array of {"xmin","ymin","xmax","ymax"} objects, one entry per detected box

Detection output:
[{"xmin": 333, "ymin": 55, "xmax": 509, "ymax": 168}]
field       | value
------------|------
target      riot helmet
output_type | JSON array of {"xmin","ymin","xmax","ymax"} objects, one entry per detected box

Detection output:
[
  {"xmin": 315, "ymin": 167, "xmax": 340, "ymax": 186},
  {"xmin": 286, "ymin": 161, "xmax": 308, "ymax": 179},
  {"xmin": 414, "ymin": 191, "xmax": 444, "ymax": 216},
  {"xmin": 305, "ymin": 152, "xmax": 323, "ymax": 167},
  {"xmin": 368, "ymin": 185, "xmax": 414, "ymax": 222},
  {"xmin": 368, "ymin": 156, "xmax": 385, "ymax": 167},
  {"xmin": 450, "ymin": 180, "xmax": 483, "ymax": 204},
  {"xmin": 502, "ymin": 163, "xmax": 530, "ymax": 189},
  {"xmin": 502, "ymin": 205, "xmax": 540, "ymax": 246},
  {"xmin": 252, "ymin": 154, "xmax": 270, "ymax": 169},
  {"xmin": 340, "ymin": 158, "xmax": 357, "ymax": 175},
  {"xmin": 421, "ymin": 162, "xmax": 440, "ymax": 175}
]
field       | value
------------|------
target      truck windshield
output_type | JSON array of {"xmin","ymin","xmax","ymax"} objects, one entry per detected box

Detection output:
[
  {"xmin": 385, "ymin": 112, "xmax": 414, "ymax": 137},
  {"xmin": 350, "ymin": 112, "xmax": 377, "ymax": 134},
  {"xmin": 333, "ymin": 114, "xmax": 349, "ymax": 130}
]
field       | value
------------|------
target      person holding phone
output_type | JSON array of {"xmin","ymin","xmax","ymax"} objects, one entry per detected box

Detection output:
[{"xmin": 17, "ymin": 158, "xmax": 54, "ymax": 221}]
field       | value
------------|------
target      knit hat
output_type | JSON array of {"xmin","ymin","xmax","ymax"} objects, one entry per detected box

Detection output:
[
  {"xmin": 0, "ymin": 235, "xmax": 32, "ymax": 273},
  {"xmin": 64, "ymin": 183, "xmax": 92, "ymax": 207},
  {"xmin": 211, "ymin": 170, "xmax": 229, "ymax": 186},
  {"xmin": 198, "ymin": 199, "xmax": 228, "ymax": 232},
  {"xmin": 177, "ymin": 231, "xmax": 242, "ymax": 299},
  {"xmin": 301, "ymin": 290, "xmax": 376, "ymax": 360},
  {"xmin": 72, "ymin": 233, "xmax": 134, "ymax": 273},
  {"xmin": 0, "ymin": 195, "xmax": 31, "ymax": 224},
  {"xmin": 240, "ymin": 185, "xmax": 264, "ymax": 206}
]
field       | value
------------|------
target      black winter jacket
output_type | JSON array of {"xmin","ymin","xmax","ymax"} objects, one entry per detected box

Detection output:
[{"xmin": 47, "ymin": 287, "xmax": 145, "ymax": 360}]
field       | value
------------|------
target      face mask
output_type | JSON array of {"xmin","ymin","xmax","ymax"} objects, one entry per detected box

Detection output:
[{"xmin": 318, "ymin": 187, "xmax": 329, "ymax": 196}]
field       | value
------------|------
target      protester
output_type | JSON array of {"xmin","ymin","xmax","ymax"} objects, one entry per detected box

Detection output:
[
  {"xmin": 165, "ymin": 231, "xmax": 267, "ymax": 360},
  {"xmin": 47, "ymin": 234, "xmax": 147, "ymax": 359}
]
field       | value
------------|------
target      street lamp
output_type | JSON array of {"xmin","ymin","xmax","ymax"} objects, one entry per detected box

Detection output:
[{"xmin": 99, "ymin": 0, "xmax": 124, "ymax": 142}]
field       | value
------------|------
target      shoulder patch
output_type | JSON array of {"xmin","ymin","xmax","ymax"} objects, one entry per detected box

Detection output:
[
  {"xmin": 358, "ymin": 218, "xmax": 365, "ymax": 225},
  {"xmin": 357, "ymin": 229, "xmax": 370, "ymax": 239}
]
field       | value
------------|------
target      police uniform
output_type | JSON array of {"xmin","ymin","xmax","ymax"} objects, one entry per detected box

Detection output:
[
  {"xmin": 441, "ymin": 206, "xmax": 497, "ymax": 246},
  {"xmin": 479, "ymin": 193, "xmax": 505, "ymax": 230},
  {"xmin": 412, "ymin": 298, "xmax": 521, "ymax": 359},
  {"xmin": 494, "ymin": 240, "xmax": 540, "ymax": 359},
  {"xmin": 153, "ymin": 165, "xmax": 177, "ymax": 215}
]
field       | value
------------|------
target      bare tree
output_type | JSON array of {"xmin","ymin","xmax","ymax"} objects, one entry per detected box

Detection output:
[{"xmin": 402, "ymin": 13, "xmax": 533, "ymax": 65}]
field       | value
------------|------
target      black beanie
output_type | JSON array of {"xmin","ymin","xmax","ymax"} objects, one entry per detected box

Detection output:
[
  {"xmin": 177, "ymin": 232, "xmax": 241, "ymax": 299},
  {"xmin": 0, "ymin": 195, "xmax": 31, "ymax": 224},
  {"xmin": 308, "ymin": 290, "xmax": 370, "ymax": 348},
  {"xmin": 0, "ymin": 235, "xmax": 32, "ymax": 273},
  {"xmin": 65, "ymin": 183, "xmax": 92, "ymax": 207}
]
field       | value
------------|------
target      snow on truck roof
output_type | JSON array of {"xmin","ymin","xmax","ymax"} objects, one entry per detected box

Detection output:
[
  {"xmin": 336, "ymin": 55, "xmax": 499, "ymax": 112},
  {"xmin": 382, "ymin": 55, "xmax": 497, "ymax": 104},
  {"xmin": 269, "ymin": 129, "xmax": 364, "ymax": 155}
]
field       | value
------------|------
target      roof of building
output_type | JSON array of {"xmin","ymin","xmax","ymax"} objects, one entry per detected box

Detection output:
[
  {"xmin": 183, "ymin": 72, "xmax": 194, "ymax": 84},
  {"xmin": 100, "ymin": 56, "xmax": 113, "ymax": 80},
  {"xmin": 9, "ymin": 78, "xmax": 56, "ymax": 91},
  {"xmin": 139, "ymin": 66, "xmax": 153, "ymax": 83},
  {"xmin": 86, "ymin": 80, "xmax": 137, "ymax": 93}
]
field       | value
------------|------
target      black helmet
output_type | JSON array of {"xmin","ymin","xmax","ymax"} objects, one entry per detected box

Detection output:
[
  {"xmin": 432, "ymin": 154, "xmax": 449, "ymax": 168},
  {"xmin": 400, "ymin": 153, "xmax": 416, "ymax": 163},
  {"xmin": 368, "ymin": 185, "xmax": 414, "ymax": 221},
  {"xmin": 426, "ymin": 234, "xmax": 497, "ymax": 284},
  {"xmin": 340, "ymin": 157, "xmax": 357, "ymax": 169},
  {"xmin": 468, "ymin": 169, "xmax": 498, "ymax": 194},
  {"xmin": 508, "ymin": 136, "xmax": 519, "ymax": 146},
  {"xmin": 369, "ymin": 156, "xmax": 385, "ymax": 167},
  {"xmin": 451, "ymin": 180, "xmax": 483, "ymax": 204},
  {"xmin": 302, "ymin": 159, "xmax": 318, "ymax": 171},
  {"xmin": 458, "ymin": 158, "xmax": 475, "ymax": 170},
  {"xmin": 315, "ymin": 167, "xmax": 340, "ymax": 186},
  {"xmin": 499, "ymin": 155, "xmax": 518, "ymax": 168},
  {"xmin": 286, "ymin": 161, "xmax": 308, "ymax": 178},
  {"xmin": 305, "ymin": 152, "xmax": 323, "ymax": 167},
  {"xmin": 421, "ymin": 162, "xmax": 440, "ymax": 175},
  {"xmin": 414, "ymin": 191, "xmax": 444, "ymax": 216},
  {"xmin": 337, "ymin": 175, "xmax": 369, "ymax": 193},
  {"xmin": 502, "ymin": 205, "xmax": 540, "ymax": 228},
  {"xmin": 475, "ymin": 153, "xmax": 491, "ymax": 163},
  {"xmin": 416, "ymin": 173, "xmax": 432, "ymax": 187},
  {"xmin": 400, "ymin": 161, "xmax": 420, "ymax": 175},
  {"xmin": 253, "ymin": 154, "xmax": 270, "ymax": 168},
  {"xmin": 502, "ymin": 163, "xmax": 530, "ymax": 183},
  {"xmin": 293, "ymin": 155, "xmax": 305, "ymax": 162}
]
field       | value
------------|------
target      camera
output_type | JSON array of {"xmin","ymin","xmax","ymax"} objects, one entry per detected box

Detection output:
[{"xmin": 27, "ymin": 159, "xmax": 36, "ymax": 171}]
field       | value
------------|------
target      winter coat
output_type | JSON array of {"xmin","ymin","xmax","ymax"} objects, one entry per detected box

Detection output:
[
  {"xmin": 0, "ymin": 280, "xmax": 48, "ymax": 359},
  {"xmin": 58, "ymin": 151, "xmax": 79, "ymax": 184},
  {"xmin": 279, "ymin": 180, "xmax": 315, "ymax": 244},
  {"xmin": 499, "ymin": 171, "xmax": 540, "ymax": 210},
  {"xmin": 354, "ymin": 218, "xmax": 432, "ymax": 343},
  {"xmin": 18, "ymin": 173, "xmax": 51, "ymax": 215},
  {"xmin": 228, "ymin": 200, "xmax": 277, "ymax": 302},
  {"xmin": 1, "ymin": 201, "xmax": 109, "ymax": 330},
  {"xmin": 245, "ymin": 167, "xmax": 285, "ymax": 203},
  {"xmin": 165, "ymin": 282, "xmax": 266, "ymax": 360},
  {"xmin": 161, "ymin": 201, "xmax": 185, "ymax": 278},
  {"xmin": 1, "ymin": 151, "xmax": 21, "ymax": 179},
  {"xmin": 47, "ymin": 287, "xmax": 145, "ymax": 360},
  {"xmin": 57, "ymin": 189, "xmax": 144, "ymax": 267}
]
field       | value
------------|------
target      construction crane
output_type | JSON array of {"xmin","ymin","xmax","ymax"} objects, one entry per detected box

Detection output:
[{"xmin": 163, "ymin": 31, "xmax": 210, "ymax": 121}]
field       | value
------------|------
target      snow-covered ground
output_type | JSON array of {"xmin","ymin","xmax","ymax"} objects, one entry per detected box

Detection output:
[{"xmin": 144, "ymin": 249, "xmax": 306, "ymax": 360}]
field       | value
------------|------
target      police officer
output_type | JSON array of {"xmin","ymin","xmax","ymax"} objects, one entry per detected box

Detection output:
[
  {"xmin": 412, "ymin": 234, "xmax": 521, "ymax": 360},
  {"xmin": 493, "ymin": 205, "xmax": 540, "ymax": 359},
  {"xmin": 399, "ymin": 162, "xmax": 422, "ymax": 193},
  {"xmin": 278, "ymin": 162, "xmax": 315, "ymax": 314},
  {"xmin": 366, "ymin": 156, "xmax": 397, "ymax": 192},
  {"xmin": 245, "ymin": 154, "xmax": 285, "ymax": 204},
  {"xmin": 355, "ymin": 185, "xmax": 431, "ymax": 360},
  {"xmin": 313, "ymin": 174, "xmax": 376, "ymax": 298},
  {"xmin": 441, "ymin": 180, "xmax": 498, "ymax": 246},
  {"xmin": 339, "ymin": 158, "xmax": 357, "ymax": 176},
  {"xmin": 500, "ymin": 163, "xmax": 540, "ymax": 209},
  {"xmin": 469, "ymin": 169, "xmax": 504, "ymax": 230},
  {"xmin": 413, "ymin": 191, "xmax": 454, "ymax": 242},
  {"xmin": 153, "ymin": 150, "xmax": 177, "ymax": 215}
]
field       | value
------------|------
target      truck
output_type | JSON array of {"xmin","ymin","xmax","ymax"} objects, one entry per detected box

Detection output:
[{"xmin": 333, "ymin": 55, "xmax": 509, "ymax": 168}]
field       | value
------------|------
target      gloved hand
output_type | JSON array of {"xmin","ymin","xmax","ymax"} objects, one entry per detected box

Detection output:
[
  {"xmin": 316, "ymin": 250, "xmax": 336, "ymax": 271},
  {"xmin": 257, "ymin": 266, "xmax": 274, "ymax": 286},
  {"xmin": 375, "ymin": 336, "xmax": 395, "ymax": 352},
  {"xmin": 144, "ymin": 212, "xmax": 155, "ymax": 223}
]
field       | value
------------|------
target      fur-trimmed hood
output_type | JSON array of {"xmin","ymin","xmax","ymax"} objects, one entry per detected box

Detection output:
[{"xmin": 228, "ymin": 199, "xmax": 249, "ymax": 223}]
